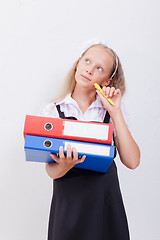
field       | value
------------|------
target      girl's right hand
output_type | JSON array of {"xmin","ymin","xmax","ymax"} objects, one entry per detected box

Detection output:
[
  {"xmin": 96, "ymin": 86, "xmax": 122, "ymax": 117},
  {"xmin": 50, "ymin": 144, "xmax": 86, "ymax": 170}
]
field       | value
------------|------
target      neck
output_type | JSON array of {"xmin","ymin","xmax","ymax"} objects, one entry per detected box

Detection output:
[{"xmin": 71, "ymin": 85, "xmax": 96, "ymax": 114}]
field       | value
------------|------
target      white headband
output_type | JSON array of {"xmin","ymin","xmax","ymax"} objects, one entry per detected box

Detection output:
[
  {"xmin": 110, "ymin": 55, "xmax": 118, "ymax": 79},
  {"xmin": 80, "ymin": 38, "xmax": 107, "ymax": 55}
]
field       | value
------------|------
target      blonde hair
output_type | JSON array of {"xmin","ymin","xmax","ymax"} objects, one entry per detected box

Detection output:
[{"xmin": 53, "ymin": 43, "xmax": 126, "ymax": 103}]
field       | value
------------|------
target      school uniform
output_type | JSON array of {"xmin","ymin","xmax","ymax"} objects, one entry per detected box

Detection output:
[{"xmin": 40, "ymin": 94, "xmax": 130, "ymax": 240}]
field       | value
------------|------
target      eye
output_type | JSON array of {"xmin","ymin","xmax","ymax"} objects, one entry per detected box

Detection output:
[
  {"xmin": 97, "ymin": 67, "xmax": 103, "ymax": 72},
  {"xmin": 85, "ymin": 59, "xmax": 90, "ymax": 64}
]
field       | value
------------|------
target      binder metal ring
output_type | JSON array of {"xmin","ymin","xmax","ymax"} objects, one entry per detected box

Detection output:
[
  {"xmin": 44, "ymin": 140, "xmax": 52, "ymax": 148},
  {"xmin": 44, "ymin": 122, "xmax": 53, "ymax": 131}
]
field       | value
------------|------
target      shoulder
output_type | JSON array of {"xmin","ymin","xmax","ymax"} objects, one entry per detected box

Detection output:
[{"xmin": 38, "ymin": 101, "xmax": 59, "ymax": 118}]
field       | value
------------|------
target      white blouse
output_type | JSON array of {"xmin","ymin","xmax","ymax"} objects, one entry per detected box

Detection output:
[{"xmin": 39, "ymin": 93, "xmax": 130, "ymax": 137}]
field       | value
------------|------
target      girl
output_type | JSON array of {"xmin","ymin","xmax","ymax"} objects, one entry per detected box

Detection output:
[{"xmin": 40, "ymin": 43, "xmax": 140, "ymax": 240}]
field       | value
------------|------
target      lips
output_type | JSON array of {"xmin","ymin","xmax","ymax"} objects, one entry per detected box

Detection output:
[{"xmin": 81, "ymin": 75, "xmax": 91, "ymax": 81}]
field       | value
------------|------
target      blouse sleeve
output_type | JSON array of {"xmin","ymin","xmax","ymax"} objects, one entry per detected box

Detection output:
[
  {"xmin": 38, "ymin": 102, "xmax": 59, "ymax": 118},
  {"xmin": 109, "ymin": 101, "xmax": 131, "ymax": 137}
]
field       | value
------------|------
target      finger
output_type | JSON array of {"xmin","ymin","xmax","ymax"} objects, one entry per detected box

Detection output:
[
  {"xmin": 96, "ymin": 90, "xmax": 105, "ymax": 100},
  {"xmin": 50, "ymin": 153, "xmax": 60, "ymax": 163},
  {"xmin": 114, "ymin": 88, "xmax": 121, "ymax": 96},
  {"xmin": 96, "ymin": 90, "xmax": 109, "ymax": 104},
  {"xmin": 72, "ymin": 147, "xmax": 78, "ymax": 160},
  {"xmin": 66, "ymin": 144, "xmax": 72, "ymax": 158},
  {"xmin": 78, "ymin": 155, "xmax": 86, "ymax": 163},
  {"xmin": 59, "ymin": 146, "xmax": 65, "ymax": 159},
  {"xmin": 102, "ymin": 86, "xmax": 107, "ymax": 95},
  {"xmin": 105, "ymin": 87, "xmax": 110, "ymax": 97},
  {"xmin": 109, "ymin": 87, "xmax": 115, "ymax": 97}
]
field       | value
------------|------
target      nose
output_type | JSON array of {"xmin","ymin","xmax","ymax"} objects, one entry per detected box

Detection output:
[{"xmin": 86, "ymin": 65, "xmax": 94, "ymax": 75}]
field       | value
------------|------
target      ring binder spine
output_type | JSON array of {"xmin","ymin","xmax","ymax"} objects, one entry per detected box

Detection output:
[
  {"xmin": 44, "ymin": 122, "xmax": 53, "ymax": 131},
  {"xmin": 43, "ymin": 140, "xmax": 53, "ymax": 148}
]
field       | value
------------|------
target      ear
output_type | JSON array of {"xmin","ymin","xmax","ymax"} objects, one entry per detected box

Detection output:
[{"xmin": 101, "ymin": 78, "xmax": 112, "ymax": 87}]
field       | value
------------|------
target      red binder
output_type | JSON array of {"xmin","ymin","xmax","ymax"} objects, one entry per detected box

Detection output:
[{"xmin": 24, "ymin": 115, "xmax": 113, "ymax": 145}]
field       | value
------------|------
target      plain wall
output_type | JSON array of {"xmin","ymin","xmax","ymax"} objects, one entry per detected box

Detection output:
[{"xmin": 0, "ymin": 0, "xmax": 160, "ymax": 239}]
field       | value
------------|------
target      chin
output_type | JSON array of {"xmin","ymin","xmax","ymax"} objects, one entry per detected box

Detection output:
[{"xmin": 81, "ymin": 80, "xmax": 93, "ymax": 87}]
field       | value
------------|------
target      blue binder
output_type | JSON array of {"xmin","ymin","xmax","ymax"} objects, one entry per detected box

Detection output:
[{"xmin": 24, "ymin": 135, "xmax": 115, "ymax": 173}]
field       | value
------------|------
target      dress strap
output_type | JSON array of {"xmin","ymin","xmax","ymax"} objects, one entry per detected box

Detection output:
[
  {"xmin": 56, "ymin": 104, "xmax": 77, "ymax": 120},
  {"xmin": 103, "ymin": 110, "xmax": 110, "ymax": 123}
]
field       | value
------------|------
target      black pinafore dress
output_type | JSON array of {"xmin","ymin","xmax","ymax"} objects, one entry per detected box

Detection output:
[{"xmin": 48, "ymin": 105, "xmax": 130, "ymax": 240}]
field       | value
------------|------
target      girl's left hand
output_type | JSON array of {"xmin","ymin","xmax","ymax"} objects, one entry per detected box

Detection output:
[{"xmin": 96, "ymin": 86, "xmax": 122, "ymax": 115}]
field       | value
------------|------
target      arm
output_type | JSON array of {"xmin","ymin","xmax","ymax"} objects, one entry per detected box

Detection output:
[
  {"xmin": 96, "ymin": 87, "xmax": 140, "ymax": 169},
  {"xmin": 45, "ymin": 145, "xmax": 86, "ymax": 179},
  {"xmin": 112, "ymin": 110, "xmax": 140, "ymax": 169}
]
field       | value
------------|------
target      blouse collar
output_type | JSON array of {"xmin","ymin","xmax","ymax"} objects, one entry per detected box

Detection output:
[{"xmin": 56, "ymin": 93, "xmax": 105, "ymax": 109}]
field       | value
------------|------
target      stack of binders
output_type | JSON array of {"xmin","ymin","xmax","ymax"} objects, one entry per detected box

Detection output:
[{"xmin": 24, "ymin": 115, "xmax": 115, "ymax": 173}]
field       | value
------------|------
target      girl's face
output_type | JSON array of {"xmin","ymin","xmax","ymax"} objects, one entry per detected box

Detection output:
[{"xmin": 75, "ymin": 46, "xmax": 113, "ymax": 89}]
